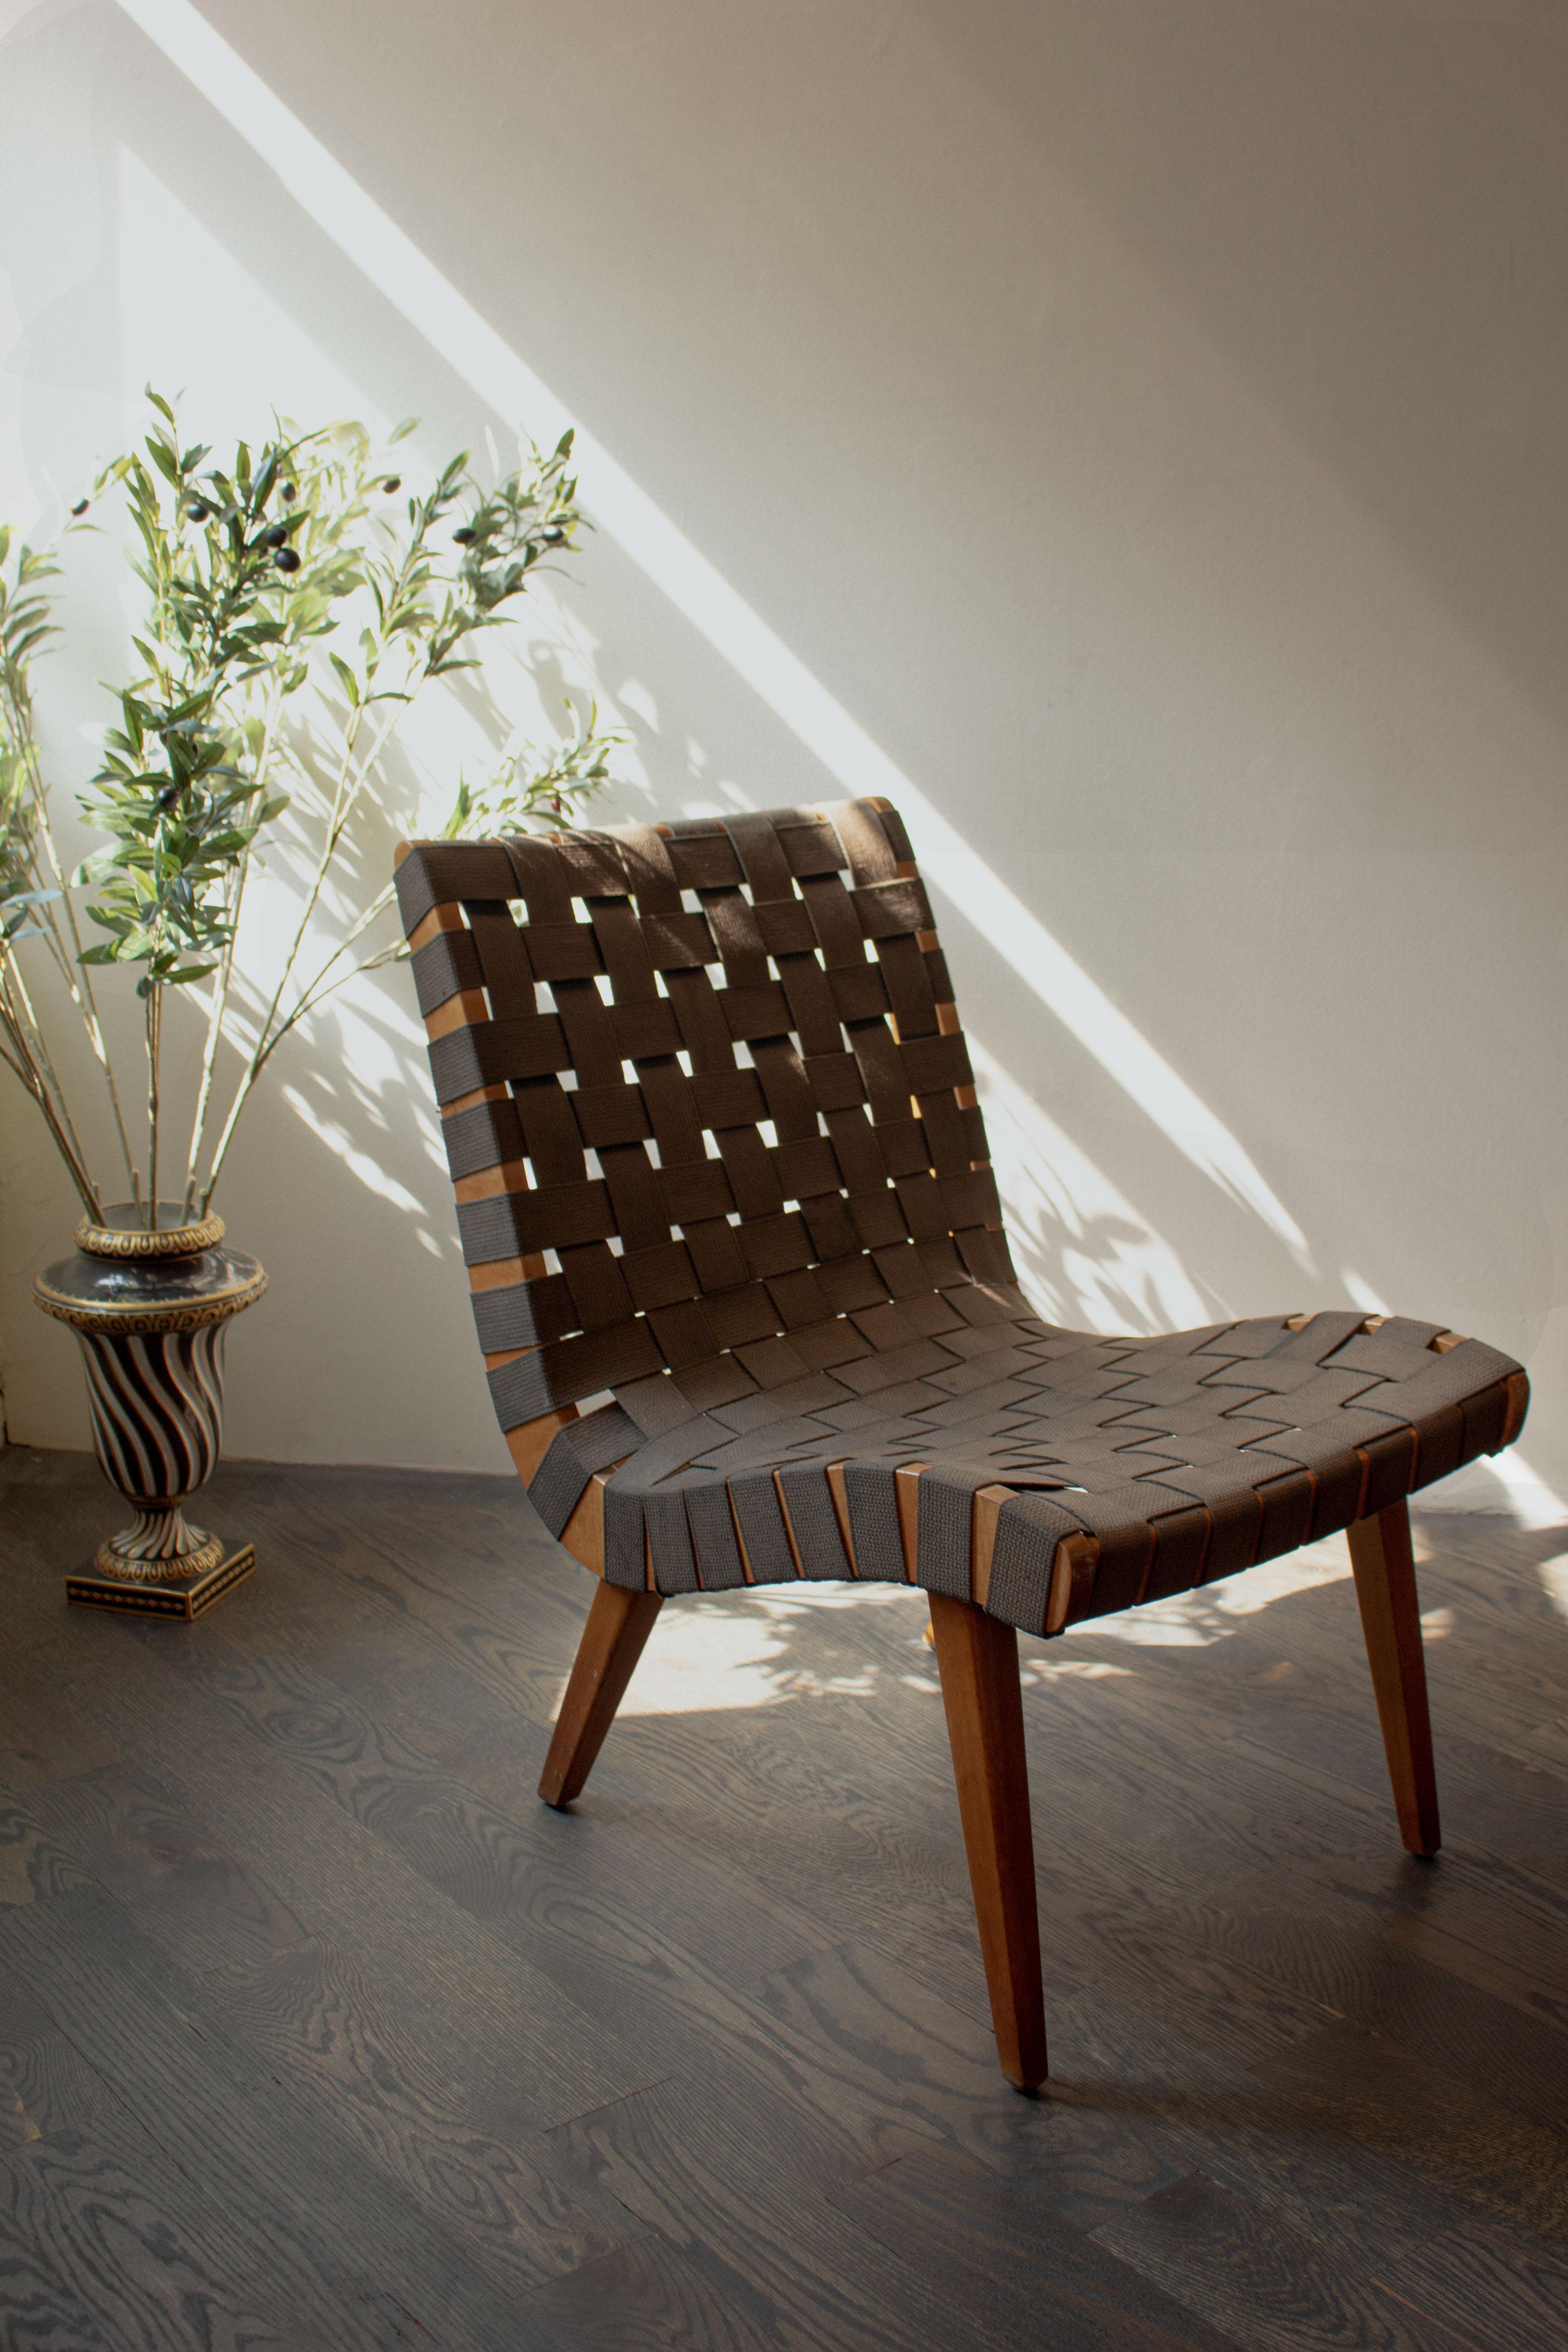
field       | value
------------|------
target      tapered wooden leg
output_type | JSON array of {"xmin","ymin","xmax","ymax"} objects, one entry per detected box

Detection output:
[
  {"xmin": 928, "ymin": 1592, "xmax": 1048, "ymax": 2092},
  {"xmin": 539, "ymin": 1583, "xmax": 664, "ymax": 1809},
  {"xmin": 1346, "ymin": 1499, "xmax": 1441, "ymax": 1857}
]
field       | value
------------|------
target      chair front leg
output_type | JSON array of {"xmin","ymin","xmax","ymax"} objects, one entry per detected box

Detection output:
[
  {"xmin": 539, "ymin": 1582, "xmax": 664, "ymax": 1809},
  {"xmin": 928, "ymin": 1592, "xmax": 1049, "ymax": 2091},
  {"xmin": 1346, "ymin": 1497, "xmax": 1441, "ymax": 1857}
]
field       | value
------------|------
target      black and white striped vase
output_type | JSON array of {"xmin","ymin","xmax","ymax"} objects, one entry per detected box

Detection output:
[{"xmin": 34, "ymin": 1207, "xmax": 267, "ymax": 1619}]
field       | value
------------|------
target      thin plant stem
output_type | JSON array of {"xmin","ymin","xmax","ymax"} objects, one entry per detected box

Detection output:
[
  {"xmin": 195, "ymin": 698, "xmax": 407, "ymax": 1212},
  {"xmin": 182, "ymin": 681, "xmax": 286, "ymax": 1215},
  {"xmin": 183, "ymin": 931, "xmax": 236, "ymax": 1221},
  {"xmin": 0, "ymin": 946, "xmax": 102, "ymax": 1210},
  {"xmin": 3, "ymin": 679, "xmax": 140, "ymax": 1200},
  {"xmin": 229, "ymin": 877, "xmax": 400, "ymax": 1083},
  {"xmin": 0, "ymin": 989, "xmax": 100, "ymax": 1214},
  {"xmin": 0, "ymin": 989, "xmax": 97, "ymax": 1204},
  {"xmin": 145, "ymin": 988, "xmax": 161, "ymax": 1228}
]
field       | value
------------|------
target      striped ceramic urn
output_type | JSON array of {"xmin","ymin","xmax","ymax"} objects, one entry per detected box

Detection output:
[{"xmin": 34, "ymin": 1207, "xmax": 267, "ymax": 1619}]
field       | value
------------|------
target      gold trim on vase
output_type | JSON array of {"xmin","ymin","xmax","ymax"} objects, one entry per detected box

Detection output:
[
  {"xmin": 33, "ymin": 1268, "xmax": 269, "ymax": 1335},
  {"xmin": 75, "ymin": 1210, "xmax": 226, "ymax": 1259}
]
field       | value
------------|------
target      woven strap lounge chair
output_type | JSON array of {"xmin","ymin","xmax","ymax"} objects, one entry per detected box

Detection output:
[{"xmin": 395, "ymin": 797, "xmax": 1529, "ymax": 2090}]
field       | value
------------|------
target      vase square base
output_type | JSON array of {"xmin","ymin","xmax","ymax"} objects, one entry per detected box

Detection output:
[{"xmin": 65, "ymin": 1543, "xmax": 256, "ymax": 1621}]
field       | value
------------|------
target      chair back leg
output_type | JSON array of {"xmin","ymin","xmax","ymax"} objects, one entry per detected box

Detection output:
[
  {"xmin": 928, "ymin": 1592, "xmax": 1049, "ymax": 2092},
  {"xmin": 540, "ymin": 1583, "xmax": 665, "ymax": 1809},
  {"xmin": 1346, "ymin": 1498, "xmax": 1441, "ymax": 1857}
]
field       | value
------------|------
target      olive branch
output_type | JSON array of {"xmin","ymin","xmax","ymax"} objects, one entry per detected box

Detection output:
[{"xmin": 0, "ymin": 392, "xmax": 621, "ymax": 1228}]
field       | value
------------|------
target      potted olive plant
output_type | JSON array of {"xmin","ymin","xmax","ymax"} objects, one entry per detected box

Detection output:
[{"xmin": 2, "ymin": 394, "xmax": 616, "ymax": 1616}]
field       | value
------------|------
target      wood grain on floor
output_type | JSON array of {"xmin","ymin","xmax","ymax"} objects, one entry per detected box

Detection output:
[{"xmin": 1, "ymin": 1443, "xmax": 1565, "ymax": 2350}]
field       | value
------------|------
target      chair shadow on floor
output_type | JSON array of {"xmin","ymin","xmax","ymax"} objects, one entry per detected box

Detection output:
[{"xmin": 547, "ymin": 1504, "xmax": 1568, "ymax": 2128}]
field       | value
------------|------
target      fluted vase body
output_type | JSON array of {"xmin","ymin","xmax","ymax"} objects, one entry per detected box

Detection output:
[{"xmin": 34, "ymin": 1206, "xmax": 267, "ymax": 1618}]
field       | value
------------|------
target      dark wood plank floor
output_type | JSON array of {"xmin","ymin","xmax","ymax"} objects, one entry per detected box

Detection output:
[{"xmin": 2, "ymin": 1442, "xmax": 1566, "ymax": 2351}]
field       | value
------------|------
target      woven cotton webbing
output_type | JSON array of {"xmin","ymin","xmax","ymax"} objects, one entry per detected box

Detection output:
[{"xmin": 397, "ymin": 798, "xmax": 1527, "ymax": 1636}]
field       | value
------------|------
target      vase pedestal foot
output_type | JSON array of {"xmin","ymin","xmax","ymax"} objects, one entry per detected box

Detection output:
[{"xmin": 65, "ymin": 1542, "xmax": 256, "ymax": 1621}]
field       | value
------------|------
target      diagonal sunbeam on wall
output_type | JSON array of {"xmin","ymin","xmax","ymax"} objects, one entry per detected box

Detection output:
[{"xmin": 116, "ymin": 0, "xmax": 1312, "ymax": 1268}]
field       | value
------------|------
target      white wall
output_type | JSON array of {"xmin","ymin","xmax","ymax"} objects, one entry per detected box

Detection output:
[{"xmin": 1, "ymin": 0, "xmax": 1564, "ymax": 1514}]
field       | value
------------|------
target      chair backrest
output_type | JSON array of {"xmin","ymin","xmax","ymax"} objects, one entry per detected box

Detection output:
[{"xmin": 395, "ymin": 797, "xmax": 1033, "ymax": 1527}]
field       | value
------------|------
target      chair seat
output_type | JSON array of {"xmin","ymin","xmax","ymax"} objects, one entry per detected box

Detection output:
[
  {"xmin": 394, "ymin": 794, "xmax": 1525, "ymax": 1641},
  {"xmin": 526, "ymin": 1291, "xmax": 1524, "ymax": 1636}
]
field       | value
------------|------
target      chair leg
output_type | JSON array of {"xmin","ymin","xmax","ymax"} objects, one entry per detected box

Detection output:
[
  {"xmin": 1346, "ymin": 1499, "xmax": 1441, "ymax": 1857},
  {"xmin": 928, "ymin": 1592, "xmax": 1049, "ymax": 2092},
  {"xmin": 539, "ymin": 1582, "xmax": 664, "ymax": 1810}
]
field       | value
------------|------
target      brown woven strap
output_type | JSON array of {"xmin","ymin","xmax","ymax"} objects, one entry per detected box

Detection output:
[{"xmin": 397, "ymin": 800, "xmax": 1529, "ymax": 1635}]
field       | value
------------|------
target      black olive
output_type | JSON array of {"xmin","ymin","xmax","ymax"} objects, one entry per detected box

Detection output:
[
  {"xmin": 155, "ymin": 783, "xmax": 181, "ymax": 811},
  {"xmin": 263, "ymin": 524, "xmax": 288, "ymax": 548},
  {"xmin": 186, "ymin": 501, "xmax": 211, "ymax": 522},
  {"xmin": 282, "ymin": 483, "xmax": 298, "ymax": 502},
  {"xmin": 70, "ymin": 498, "xmax": 90, "ymax": 516},
  {"xmin": 382, "ymin": 476, "xmax": 401, "ymax": 493},
  {"xmin": 274, "ymin": 547, "xmax": 302, "ymax": 573},
  {"xmin": 452, "ymin": 526, "xmax": 476, "ymax": 545}
]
